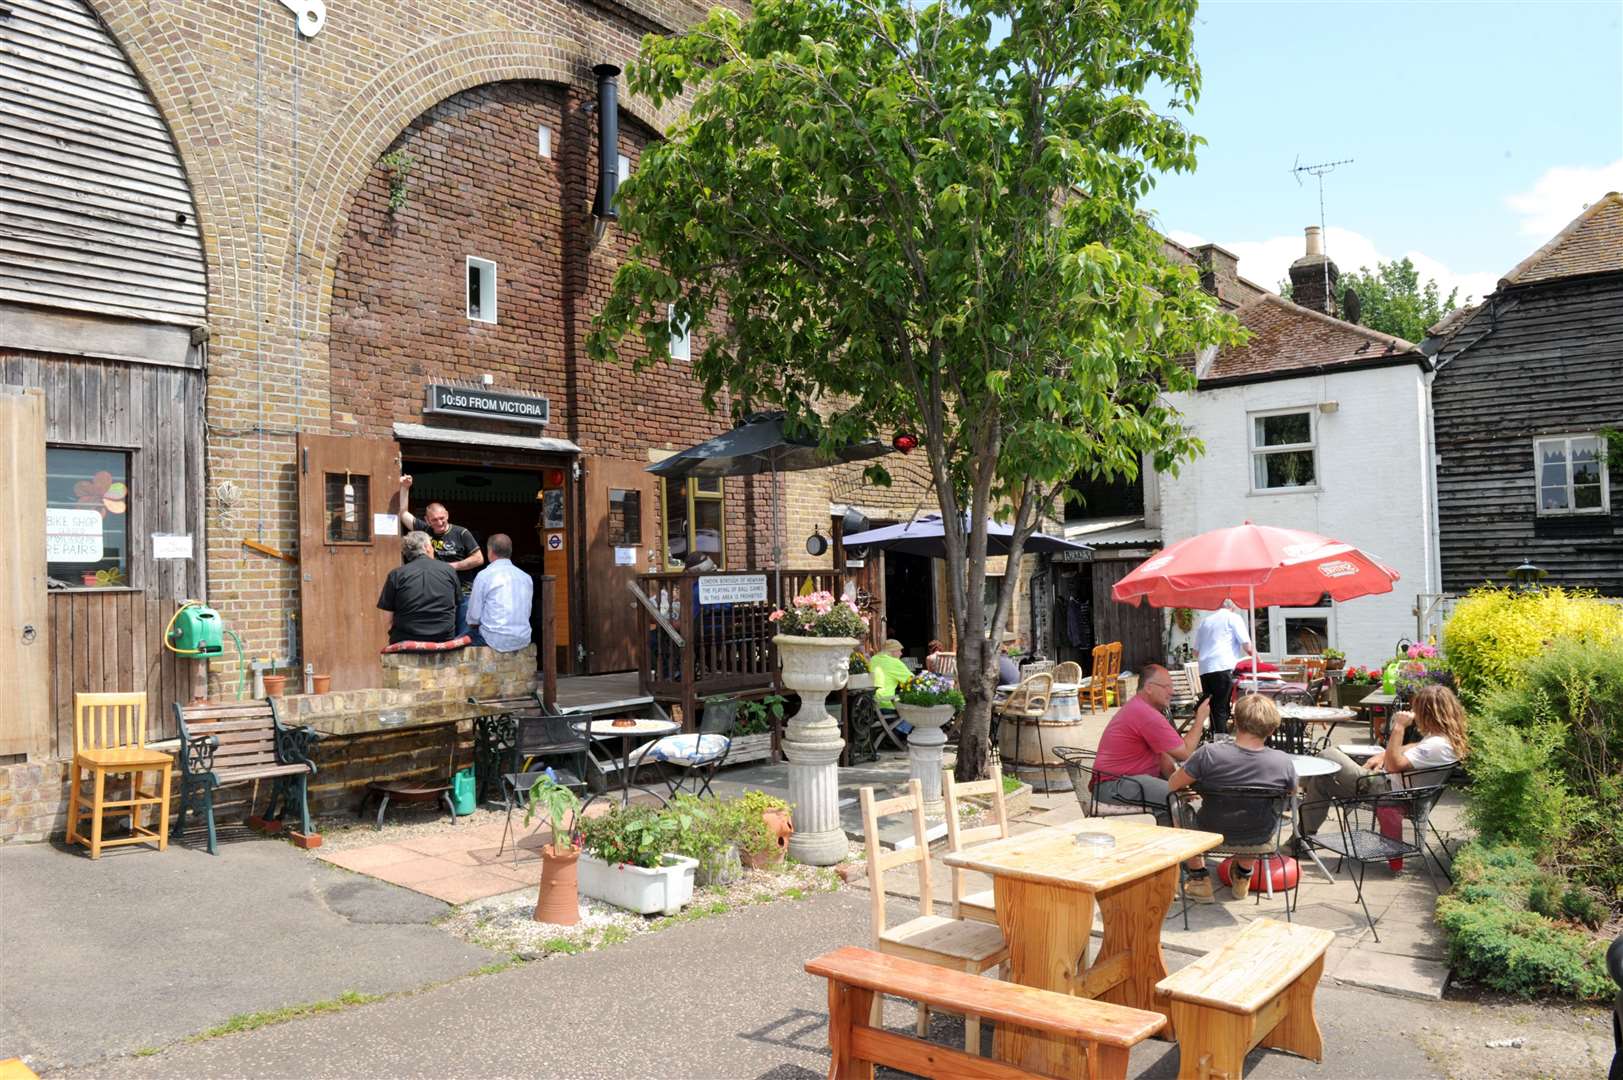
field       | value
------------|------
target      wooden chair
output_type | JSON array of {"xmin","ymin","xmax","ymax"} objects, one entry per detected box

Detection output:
[
  {"xmin": 940, "ymin": 763, "xmax": 1010, "ymax": 925},
  {"xmin": 807, "ymin": 946, "xmax": 1166, "ymax": 1080},
  {"xmin": 67, "ymin": 692, "xmax": 173, "ymax": 859},
  {"xmin": 1168, "ymin": 665, "xmax": 1199, "ymax": 726},
  {"xmin": 1156, "ymin": 918, "xmax": 1334, "ymax": 1080},
  {"xmin": 860, "ymin": 779, "xmax": 1008, "ymax": 1053},
  {"xmin": 1053, "ymin": 660, "xmax": 1083, "ymax": 685},
  {"xmin": 1080, "ymin": 641, "xmax": 1122, "ymax": 713}
]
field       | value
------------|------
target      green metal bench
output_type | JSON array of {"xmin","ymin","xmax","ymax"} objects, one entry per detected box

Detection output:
[{"xmin": 172, "ymin": 698, "xmax": 319, "ymax": 854}]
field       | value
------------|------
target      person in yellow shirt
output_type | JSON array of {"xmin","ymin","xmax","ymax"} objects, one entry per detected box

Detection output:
[{"xmin": 868, "ymin": 639, "xmax": 913, "ymax": 710}]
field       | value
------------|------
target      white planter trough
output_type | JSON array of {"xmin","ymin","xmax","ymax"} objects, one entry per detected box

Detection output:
[{"xmin": 578, "ymin": 852, "xmax": 698, "ymax": 916}]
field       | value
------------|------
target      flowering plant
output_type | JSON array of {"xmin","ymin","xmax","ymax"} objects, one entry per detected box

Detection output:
[
  {"xmin": 1341, "ymin": 665, "xmax": 1381, "ymax": 685},
  {"xmin": 768, "ymin": 591, "xmax": 868, "ymax": 638},
  {"xmin": 1405, "ymin": 642, "xmax": 1439, "ymax": 660},
  {"xmin": 895, "ymin": 671, "xmax": 965, "ymax": 710}
]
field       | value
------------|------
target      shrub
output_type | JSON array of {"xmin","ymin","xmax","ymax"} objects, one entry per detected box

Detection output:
[
  {"xmin": 1435, "ymin": 842, "xmax": 1613, "ymax": 1001},
  {"xmin": 1463, "ymin": 720, "xmax": 1573, "ymax": 854},
  {"xmin": 578, "ymin": 804, "xmax": 681, "ymax": 869},
  {"xmin": 1442, "ymin": 587, "xmax": 1623, "ymax": 706}
]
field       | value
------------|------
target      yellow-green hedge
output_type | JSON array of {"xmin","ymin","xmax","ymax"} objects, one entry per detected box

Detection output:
[{"xmin": 1443, "ymin": 587, "xmax": 1623, "ymax": 705}]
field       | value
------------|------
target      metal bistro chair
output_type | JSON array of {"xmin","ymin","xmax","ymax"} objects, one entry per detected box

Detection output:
[
  {"xmin": 1266, "ymin": 689, "xmax": 1325, "ymax": 755},
  {"xmin": 496, "ymin": 712, "xmax": 591, "ymax": 867},
  {"xmin": 1053, "ymin": 746, "xmax": 1164, "ymax": 819},
  {"xmin": 1169, "ymin": 783, "xmax": 1297, "ymax": 930},
  {"xmin": 1307, "ymin": 765, "xmax": 1455, "ymax": 940},
  {"xmin": 630, "ymin": 704, "xmax": 735, "ymax": 799}
]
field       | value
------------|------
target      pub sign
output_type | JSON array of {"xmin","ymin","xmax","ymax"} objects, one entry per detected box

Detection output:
[{"xmin": 425, "ymin": 383, "xmax": 550, "ymax": 426}]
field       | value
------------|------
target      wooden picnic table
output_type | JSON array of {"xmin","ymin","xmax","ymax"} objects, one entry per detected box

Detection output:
[{"xmin": 942, "ymin": 816, "xmax": 1223, "ymax": 1076}]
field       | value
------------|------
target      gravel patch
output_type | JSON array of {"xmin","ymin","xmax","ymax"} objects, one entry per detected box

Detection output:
[
  {"xmin": 306, "ymin": 807, "xmax": 511, "ymax": 853},
  {"xmin": 440, "ymin": 860, "xmax": 842, "ymax": 957}
]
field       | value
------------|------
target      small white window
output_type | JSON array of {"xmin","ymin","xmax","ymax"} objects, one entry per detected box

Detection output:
[
  {"xmin": 537, "ymin": 124, "xmax": 552, "ymax": 159},
  {"xmin": 1535, "ymin": 434, "xmax": 1610, "ymax": 515},
  {"xmin": 668, "ymin": 303, "xmax": 691, "ymax": 362},
  {"xmin": 617, "ymin": 153, "xmax": 631, "ymax": 185},
  {"xmin": 1253, "ymin": 599, "xmax": 1335, "ymax": 659},
  {"xmin": 1249, "ymin": 409, "xmax": 1316, "ymax": 491},
  {"xmin": 466, "ymin": 257, "xmax": 497, "ymax": 323}
]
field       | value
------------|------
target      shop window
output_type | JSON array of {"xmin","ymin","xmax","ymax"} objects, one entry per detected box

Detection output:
[
  {"xmin": 1250, "ymin": 409, "xmax": 1316, "ymax": 491},
  {"xmin": 662, "ymin": 477, "xmax": 725, "ymax": 568},
  {"xmin": 324, "ymin": 472, "xmax": 372, "ymax": 543},
  {"xmin": 467, "ymin": 257, "xmax": 497, "ymax": 323},
  {"xmin": 668, "ymin": 303, "xmax": 691, "ymax": 362},
  {"xmin": 607, "ymin": 488, "xmax": 642, "ymax": 545},
  {"xmin": 1535, "ymin": 434, "xmax": 1609, "ymax": 515},
  {"xmin": 46, "ymin": 447, "xmax": 131, "ymax": 588}
]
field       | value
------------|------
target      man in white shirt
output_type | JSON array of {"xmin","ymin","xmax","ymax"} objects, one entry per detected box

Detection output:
[
  {"xmin": 466, "ymin": 534, "xmax": 533, "ymax": 652},
  {"xmin": 1192, "ymin": 599, "xmax": 1256, "ymax": 736}
]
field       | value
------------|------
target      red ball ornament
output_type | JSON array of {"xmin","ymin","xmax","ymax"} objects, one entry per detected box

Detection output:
[
  {"xmin": 891, "ymin": 433, "xmax": 918, "ymax": 453},
  {"xmin": 1215, "ymin": 855, "xmax": 1299, "ymax": 892}
]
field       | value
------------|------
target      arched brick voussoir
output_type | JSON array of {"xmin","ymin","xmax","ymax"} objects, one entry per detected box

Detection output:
[{"xmin": 287, "ymin": 29, "xmax": 681, "ymax": 334}]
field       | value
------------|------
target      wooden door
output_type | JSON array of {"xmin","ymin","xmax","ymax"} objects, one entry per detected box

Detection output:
[
  {"xmin": 297, "ymin": 434, "xmax": 401, "ymax": 690},
  {"xmin": 583, "ymin": 457, "xmax": 657, "ymax": 673},
  {"xmin": 1091, "ymin": 558, "xmax": 1165, "ymax": 673},
  {"xmin": 0, "ymin": 387, "xmax": 49, "ymax": 758}
]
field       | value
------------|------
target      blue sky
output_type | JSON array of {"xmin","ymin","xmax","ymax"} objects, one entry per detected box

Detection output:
[{"xmin": 1143, "ymin": 1, "xmax": 1623, "ymax": 302}]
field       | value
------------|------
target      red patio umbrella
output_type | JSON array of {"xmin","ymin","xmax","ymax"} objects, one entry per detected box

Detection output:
[{"xmin": 1111, "ymin": 521, "xmax": 1400, "ymax": 688}]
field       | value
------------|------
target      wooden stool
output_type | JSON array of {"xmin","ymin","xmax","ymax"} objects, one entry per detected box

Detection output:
[
  {"xmin": 67, "ymin": 693, "xmax": 173, "ymax": 859},
  {"xmin": 360, "ymin": 781, "xmax": 454, "ymax": 830},
  {"xmin": 1156, "ymin": 918, "xmax": 1334, "ymax": 1080}
]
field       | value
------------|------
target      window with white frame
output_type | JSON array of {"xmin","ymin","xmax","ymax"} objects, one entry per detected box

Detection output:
[
  {"xmin": 668, "ymin": 303, "xmax": 691, "ymax": 361},
  {"xmin": 466, "ymin": 257, "xmax": 497, "ymax": 323},
  {"xmin": 1535, "ymin": 434, "xmax": 1610, "ymax": 515},
  {"xmin": 1249, "ymin": 409, "xmax": 1316, "ymax": 491},
  {"xmin": 1252, "ymin": 597, "xmax": 1335, "ymax": 658}
]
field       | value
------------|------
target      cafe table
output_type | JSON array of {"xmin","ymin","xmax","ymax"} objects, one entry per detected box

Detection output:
[
  {"xmin": 1286, "ymin": 753, "xmax": 1343, "ymax": 884},
  {"xmin": 941, "ymin": 816, "xmax": 1222, "ymax": 1075}
]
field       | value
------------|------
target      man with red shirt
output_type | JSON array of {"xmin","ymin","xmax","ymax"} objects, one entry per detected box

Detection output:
[{"xmin": 1093, "ymin": 664, "xmax": 1217, "ymax": 900}]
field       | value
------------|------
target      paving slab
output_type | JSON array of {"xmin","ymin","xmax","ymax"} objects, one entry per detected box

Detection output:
[
  {"xmin": 0, "ymin": 840, "xmax": 496, "ymax": 1071},
  {"xmin": 1327, "ymin": 948, "xmax": 1452, "ymax": 1000}
]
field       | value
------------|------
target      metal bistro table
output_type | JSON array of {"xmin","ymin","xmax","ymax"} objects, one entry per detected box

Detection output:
[
  {"xmin": 1277, "ymin": 703, "xmax": 1360, "ymax": 747},
  {"xmin": 1358, "ymin": 692, "xmax": 1400, "ymax": 741},
  {"xmin": 1287, "ymin": 752, "xmax": 1342, "ymax": 884},
  {"xmin": 578, "ymin": 717, "xmax": 680, "ymax": 812}
]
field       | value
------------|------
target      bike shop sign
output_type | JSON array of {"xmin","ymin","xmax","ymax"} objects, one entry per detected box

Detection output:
[{"xmin": 425, "ymin": 384, "xmax": 550, "ymax": 426}]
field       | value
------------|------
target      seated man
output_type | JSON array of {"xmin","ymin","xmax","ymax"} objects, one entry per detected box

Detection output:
[
  {"xmin": 1092, "ymin": 663, "xmax": 1206, "ymax": 822},
  {"xmin": 467, "ymin": 533, "xmax": 533, "ymax": 652},
  {"xmin": 1168, "ymin": 694, "xmax": 1298, "ymax": 901},
  {"xmin": 377, "ymin": 531, "xmax": 460, "ymax": 644}
]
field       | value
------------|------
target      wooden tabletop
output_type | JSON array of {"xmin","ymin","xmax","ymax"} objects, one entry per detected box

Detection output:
[
  {"xmin": 1358, "ymin": 692, "xmax": 1398, "ymax": 707},
  {"xmin": 942, "ymin": 818, "xmax": 1223, "ymax": 892}
]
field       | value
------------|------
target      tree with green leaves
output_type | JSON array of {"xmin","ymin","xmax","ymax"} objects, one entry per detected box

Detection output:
[
  {"xmin": 589, "ymin": 0, "xmax": 1242, "ymax": 778},
  {"xmin": 1292, "ymin": 257, "xmax": 1460, "ymax": 342}
]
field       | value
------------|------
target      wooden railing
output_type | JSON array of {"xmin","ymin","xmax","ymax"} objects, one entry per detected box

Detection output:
[{"xmin": 633, "ymin": 568, "xmax": 847, "ymax": 725}]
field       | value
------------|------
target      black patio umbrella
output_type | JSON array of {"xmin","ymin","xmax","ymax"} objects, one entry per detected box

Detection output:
[
  {"xmin": 647, "ymin": 412, "xmax": 893, "ymax": 592},
  {"xmin": 840, "ymin": 514, "xmax": 1092, "ymax": 559}
]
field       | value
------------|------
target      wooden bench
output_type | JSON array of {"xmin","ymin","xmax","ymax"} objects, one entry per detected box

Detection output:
[
  {"xmin": 805, "ymin": 945, "xmax": 1166, "ymax": 1080},
  {"xmin": 1155, "ymin": 918, "xmax": 1334, "ymax": 1080},
  {"xmin": 173, "ymin": 699, "xmax": 319, "ymax": 855}
]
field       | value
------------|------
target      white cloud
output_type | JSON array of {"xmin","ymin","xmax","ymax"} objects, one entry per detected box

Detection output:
[
  {"xmin": 1505, "ymin": 159, "xmax": 1623, "ymax": 239},
  {"xmin": 1174, "ymin": 226, "xmax": 1496, "ymax": 306}
]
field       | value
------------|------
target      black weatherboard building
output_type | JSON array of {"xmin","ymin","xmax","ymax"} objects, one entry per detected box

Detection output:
[{"xmin": 1426, "ymin": 192, "xmax": 1623, "ymax": 596}]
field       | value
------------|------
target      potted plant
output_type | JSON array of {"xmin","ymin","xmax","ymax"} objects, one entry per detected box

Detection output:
[
  {"xmin": 735, "ymin": 790, "xmax": 793, "ymax": 869},
  {"xmin": 894, "ymin": 672, "xmax": 965, "ymax": 812},
  {"xmin": 1321, "ymin": 646, "xmax": 1346, "ymax": 671},
  {"xmin": 576, "ymin": 804, "xmax": 698, "ymax": 916},
  {"xmin": 729, "ymin": 694, "xmax": 785, "ymax": 765},
  {"xmin": 664, "ymin": 794, "xmax": 744, "ymax": 886},
  {"xmin": 846, "ymin": 651, "xmax": 874, "ymax": 691},
  {"xmin": 1331, "ymin": 665, "xmax": 1380, "ymax": 708},
  {"xmin": 1172, "ymin": 607, "xmax": 1195, "ymax": 634},
  {"xmin": 524, "ymin": 773, "xmax": 582, "ymax": 925},
  {"xmin": 262, "ymin": 663, "xmax": 288, "ymax": 698}
]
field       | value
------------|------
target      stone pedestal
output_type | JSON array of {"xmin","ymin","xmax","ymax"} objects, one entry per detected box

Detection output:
[
  {"xmin": 896, "ymin": 702, "xmax": 956, "ymax": 816},
  {"xmin": 776, "ymin": 634, "xmax": 858, "ymax": 866}
]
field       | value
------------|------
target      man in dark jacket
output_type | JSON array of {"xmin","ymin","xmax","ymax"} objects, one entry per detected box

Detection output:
[{"xmin": 378, "ymin": 531, "xmax": 459, "ymax": 644}]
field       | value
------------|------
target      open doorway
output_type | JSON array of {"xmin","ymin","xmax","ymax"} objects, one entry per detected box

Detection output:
[
  {"xmin": 399, "ymin": 460, "xmax": 567, "ymax": 671},
  {"xmin": 883, "ymin": 551, "xmax": 935, "ymax": 660}
]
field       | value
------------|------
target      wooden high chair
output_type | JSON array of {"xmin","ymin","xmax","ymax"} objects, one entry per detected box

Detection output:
[
  {"xmin": 67, "ymin": 692, "xmax": 173, "ymax": 858},
  {"xmin": 941, "ymin": 763, "xmax": 1011, "ymax": 925}
]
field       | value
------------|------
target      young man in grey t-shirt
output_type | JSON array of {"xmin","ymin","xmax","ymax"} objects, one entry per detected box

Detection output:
[{"xmin": 1167, "ymin": 694, "xmax": 1298, "ymax": 902}]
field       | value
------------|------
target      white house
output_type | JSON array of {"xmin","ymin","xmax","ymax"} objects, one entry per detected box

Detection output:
[{"xmin": 1152, "ymin": 228, "xmax": 1441, "ymax": 670}]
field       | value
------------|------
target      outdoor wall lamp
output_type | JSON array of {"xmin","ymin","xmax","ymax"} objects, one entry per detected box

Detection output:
[{"xmin": 1509, "ymin": 558, "xmax": 1546, "ymax": 592}]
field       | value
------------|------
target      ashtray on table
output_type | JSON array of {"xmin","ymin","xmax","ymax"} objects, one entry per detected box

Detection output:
[{"xmin": 1074, "ymin": 832, "xmax": 1116, "ymax": 851}]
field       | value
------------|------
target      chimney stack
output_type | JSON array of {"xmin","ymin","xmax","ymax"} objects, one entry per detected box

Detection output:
[
  {"xmin": 1194, "ymin": 243, "xmax": 1240, "ymax": 305},
  {"xmin": 1289, "ymin": 226, "xmax": 1339, "ymax": 315}
]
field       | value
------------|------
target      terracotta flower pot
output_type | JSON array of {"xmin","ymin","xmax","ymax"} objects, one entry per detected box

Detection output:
[
  {"xmin": 311, "ymin": 674, "xmax": 331, "ymax": 694},
  {"xmin": 744, "ymin": 807, "xmax": 794, "ymax": 869},
  {"xmin": 534, "ymin": 844, "xmax": 581, "ymax": 926},
  {"xmin": 262, "ymin": 674, "xmax": 288, "ymax": 697}
]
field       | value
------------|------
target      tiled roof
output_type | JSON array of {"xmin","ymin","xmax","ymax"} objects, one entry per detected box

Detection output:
[
  {"xmin": 1199, "ymin": 294, "xmax": 1423, "ymax": 382},
  {"xmin": 1499, "ymin": 191, "xmax": 1623, "ymax": 288}
]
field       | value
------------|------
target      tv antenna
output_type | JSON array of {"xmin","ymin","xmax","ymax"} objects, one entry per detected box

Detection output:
[{"xmin": 1292, "ymin": 156, "xmax": 1353, "ymax": 311}]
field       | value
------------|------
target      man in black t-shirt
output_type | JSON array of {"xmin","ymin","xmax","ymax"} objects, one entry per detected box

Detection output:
[
  {"xmin": 398, "ymin": 475, "xmax": 484, "ymax": 637},
  {"xmin": 378, "ymin": 531, "xmax": 460, "ymax": 643}
]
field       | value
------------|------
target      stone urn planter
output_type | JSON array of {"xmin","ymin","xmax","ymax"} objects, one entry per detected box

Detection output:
[
  {"xmin": 775, "ymin": 634, "xmax": 860, "ymax": 866},
  {"xmin": 894, "ymin": 702, "xmax": 956, "ymax": 816},
  {"xmin": 533, "ymin": 844, "xmax": 581, "ymax": 926}
]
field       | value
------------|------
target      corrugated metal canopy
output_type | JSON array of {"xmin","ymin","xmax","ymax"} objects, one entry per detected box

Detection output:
[{"xmin": 393, "ymin": 421, "xmax": 581, "ymax": 455}]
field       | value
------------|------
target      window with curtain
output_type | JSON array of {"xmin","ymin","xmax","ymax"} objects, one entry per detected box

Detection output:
[{"xmin": 1534, "ymin": 434, "xmax": 1609, "ymax": 515}]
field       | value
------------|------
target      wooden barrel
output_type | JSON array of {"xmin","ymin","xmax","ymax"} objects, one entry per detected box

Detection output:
[{"xmin": 997, "ymin": 686, "xmax": 1085, "ymax": 792}]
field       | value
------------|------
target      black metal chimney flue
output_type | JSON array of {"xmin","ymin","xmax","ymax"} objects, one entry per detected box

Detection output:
[{"xmin": 592, "ymin": 64, "xmax": 622, "ymax": 221}]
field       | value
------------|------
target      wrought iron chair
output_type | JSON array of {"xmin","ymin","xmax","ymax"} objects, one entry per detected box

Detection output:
[
  {"xmin": 1266, "ymin": 688, "xmax": 1324, "ymax": 755},
  {"xmin": 1053, "ymin": 746, "xmax": 1163, "ymax": 819},
  {"xmin": 630, "ymin": 705, "xmax": 735, "ymax": 798},
  {"xmin": 1169, "ymin": 783, "xmax": 1297, "ymax": 930},
  {"xmin": 1307, "ymin": 768, "xmax": 1454, "ymax": 940}
]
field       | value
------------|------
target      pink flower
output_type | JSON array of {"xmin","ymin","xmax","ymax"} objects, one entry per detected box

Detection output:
[{"xmin": 768, "ymin": 610, "xmax": 784, "ymax": 622}]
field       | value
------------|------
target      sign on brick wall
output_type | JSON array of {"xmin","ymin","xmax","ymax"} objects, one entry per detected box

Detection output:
[{"xmin": 425, "ymin": 383, "xmax": 550, "ymax": 426}]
